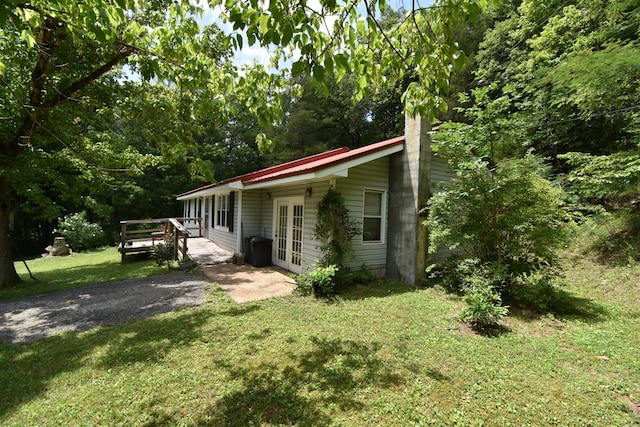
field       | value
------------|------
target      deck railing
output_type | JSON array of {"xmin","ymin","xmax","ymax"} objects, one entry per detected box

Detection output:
[{"xmin": 118, "ymin": 217, "xmax": 202, "ymax": 263}]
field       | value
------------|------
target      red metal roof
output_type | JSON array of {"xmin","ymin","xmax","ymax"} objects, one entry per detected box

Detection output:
[{"xmin": 177, "ymin": 135, "xmax": 405, "ymax": 197}]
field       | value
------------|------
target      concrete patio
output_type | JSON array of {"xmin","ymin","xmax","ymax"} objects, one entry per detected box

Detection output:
[{"xmin": 187, "ymin": 237, "xmax": 295, "ymax": 303}]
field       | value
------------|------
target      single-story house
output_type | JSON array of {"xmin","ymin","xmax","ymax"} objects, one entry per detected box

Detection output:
[{"xmin": 177, "ymin": 114, "xmax": 453, "ymax": 284}]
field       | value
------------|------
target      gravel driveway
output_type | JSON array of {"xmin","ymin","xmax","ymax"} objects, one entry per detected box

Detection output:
[{"xmin": 0, "ymin": 273, "xmax": 211, "ymax": 344}]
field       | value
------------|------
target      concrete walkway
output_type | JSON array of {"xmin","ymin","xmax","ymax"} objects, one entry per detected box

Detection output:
[
  {"xmin": 186, "ymin": 237, "xmax": 234, "ymax": 265},
  {"xmin": 187, "ymin": 237, "xmax": 295, "ymax": 303}
]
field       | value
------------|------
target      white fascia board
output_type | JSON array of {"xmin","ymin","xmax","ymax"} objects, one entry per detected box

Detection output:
[
  {"xmin": 245, "ymin": 172, "xmax": 319, "ymax": 190},
  {"xmin": 245, "ymin": 170, "xmax": 346, "ymax": 190},
  {"xmin": 228, "ymin": 181, "xmax": 245, "ymax": 190},
  {"xmin": 176, "ymin": 182, "xmax": 235, "ymax": 200}
]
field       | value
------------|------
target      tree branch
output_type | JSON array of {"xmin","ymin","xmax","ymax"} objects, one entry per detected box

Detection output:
[
  {"xmin": 362, "ymin": 0, "xmax": 411, "ymax": 69},
  {"xmin": 41, "ymin": 43, "xmax": 136, "ymax": 111}
]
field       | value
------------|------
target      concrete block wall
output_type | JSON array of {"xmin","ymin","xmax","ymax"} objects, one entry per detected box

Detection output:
[{"xmin": 386, "ymin": 114, "xmax": 432, "ymax": 285}]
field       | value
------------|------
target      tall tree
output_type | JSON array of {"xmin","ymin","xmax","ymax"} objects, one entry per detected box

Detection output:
[
  {"xmin": 472, "ymin": 0, "xmax": 639, "ymax": 166},
  {"xmin": 0, "ymin": 0, "xmax": 238, "ymax": 287}
]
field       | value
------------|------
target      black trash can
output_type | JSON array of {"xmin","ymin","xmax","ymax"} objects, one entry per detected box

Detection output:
[
  {"xmin": 244, "ymin": 235, "xmax": 261, "ymax": 264},
  {"xmin": 250, "ymin": 237, "xmax": 273, "ymax": 267}
]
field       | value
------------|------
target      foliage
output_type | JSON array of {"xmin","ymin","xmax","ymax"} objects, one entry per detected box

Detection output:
[
  {"xmin": 573, "ymin": 208, "xmax": 640, "ymax": 266},
  {"xmin": 217, "ymin": 0, "xmax": 486, "ymax": 120},
  {"xmin": 314, "ymin": 187, "xmax": 360, "ymax": 268},
  {"xmin": 342, "ymin": 264, "xmax": 377, "ymax": 286},
  {"xmin": 559, "ymin": 150, "xmax": 640, "ymax": 200},
  {"xmin": 294, "ymin": 264, "xmax": 338, "ymax": 297},
  {"xmin": 426, "ymin": 136, "xmax": 573, "ymax": 311},
  {"xmin": 471, "ymin": 0, "xmax": 640, "ymax": 183},
  {"xmin": 151, "ymin": 243, "xmax": 175, "ymax": 269},
  {"xmin": 460, "ymin": 276, "xmax": 509, "ymax": 329},
  {"xmin": 427, "ymin": 152, "xmax": 573, "ymax": 270},
  {"xmin": 54, "ymin": 211, "xmax": 105, "ymax": 252}
]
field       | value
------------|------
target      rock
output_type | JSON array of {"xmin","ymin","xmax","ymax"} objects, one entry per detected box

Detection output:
[{"xmin": 45, "ymin": 237, "xmax": 72, "ymax": 257}]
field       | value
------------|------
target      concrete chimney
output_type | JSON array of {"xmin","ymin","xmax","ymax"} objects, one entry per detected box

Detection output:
[{"xmin": 386, "ymin": 113, "xmax": 432, "ymax": 285}]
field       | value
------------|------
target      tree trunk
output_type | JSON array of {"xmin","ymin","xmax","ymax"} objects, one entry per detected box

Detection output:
[{"xmin": 0, "ymin": 176, "xmax": 21, "ymax": 289}]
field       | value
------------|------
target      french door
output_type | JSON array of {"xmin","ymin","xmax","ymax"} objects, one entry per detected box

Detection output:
[{"xmin": 273, "ymin": 197, "xmax": 304, "ymax": 274}]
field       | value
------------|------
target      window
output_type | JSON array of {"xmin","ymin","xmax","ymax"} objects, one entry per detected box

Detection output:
[
  {"xmin": 216, "ymin": 194, "xmax": 230, "ymax": 229},
  {"xmin": 363, "ymin": 190, "xmax": 383, "ymax": 242}
]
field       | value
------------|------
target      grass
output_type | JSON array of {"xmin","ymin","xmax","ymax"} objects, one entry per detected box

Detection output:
[
  {"xmin": 1, "ymin": 230, "xmax": 639, "ymax": 425},
  {"xmin": 4, "ymin": 248, "xmax": 169, "ymax": 300}
]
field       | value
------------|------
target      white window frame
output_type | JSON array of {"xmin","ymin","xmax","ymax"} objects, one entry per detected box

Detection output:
[
  {"xmin": 362, "ymin": 188, "xmax": 385, "ymax": 244},
  {"xmin": 216, "ymin": 193, "xmax": 230, "ymax": 230}
]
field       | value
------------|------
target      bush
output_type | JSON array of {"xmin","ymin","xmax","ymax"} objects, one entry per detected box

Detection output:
[
  {"xmin": 504, "ymin": 270, "xmax": 559, "ymax": 312},
  {"xmin": 460, "ymin": 279, "xmax": 509, "ymax": 329},
  {"xmin": 430, "ymin": 257, "xmax": 561, "ymax": 322},
  {"xmin": 294, "ymin": 264, "xmax": 338, "ymax": 297},
  {"xmin": 151, "ymin": 243, "xmax": 174, "ymax": 269},
  {"xmin": 55, "ymin": 211, "xmax": 105, "ymax": 252},
  {"xmin": 426, "ymin": 154, "xmax": 573, "ymax": 269}
]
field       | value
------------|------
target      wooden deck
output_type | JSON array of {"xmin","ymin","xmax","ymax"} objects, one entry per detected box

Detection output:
[{"xmin": 118, "ymin": 218, "xmax": 202, "ymax": 263}]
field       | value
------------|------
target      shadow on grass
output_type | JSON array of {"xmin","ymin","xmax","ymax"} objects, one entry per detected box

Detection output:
[
  {"xmin": 465, "ymin": 322, "xmax": 512, "ymax": 338},
  {"xmin": 579, "ymin": 209, "xmax": 640, "ymax": 267},
  {"xmin": 0, "ymin": 308, "xmax": 216, "ymax": 419},
  {"xmin": 335, "ymin": 279, "xmax": 417, "ymax": 301},
  {"xmin": 507, "ymin": 286, "xmax": 610, "ymax": 323},
  {"xmin": 6, "ymin": 261, "xmax": 165, "ymax": 301},
  {"xmin": 200, "ymin": 336, "xmax": 404, "ymax": 426}
]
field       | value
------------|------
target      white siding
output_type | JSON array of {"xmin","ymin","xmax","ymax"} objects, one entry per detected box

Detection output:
[
  {"xmin": 241, "ymin": 191, "xmax": 263, "ymax": 235},
  {"xmin": 208, "ymin": 192, "xmax": 238, "ymax": 253},
  {"xmin": 335, "ymin": 157, "xmax": 390, "ymax": 274},
  {"xmin": 430, "ymin": 156, "xmax": 454, "ymax": 194}
]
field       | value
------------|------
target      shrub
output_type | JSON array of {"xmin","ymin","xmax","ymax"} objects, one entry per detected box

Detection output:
[
  {"xmin": 151, "ymin": 243, "xmax": 174, "ymax": 269},
  {"xmin": 425, "ymin": 152, "xmax": 573, "ymax": 311},
  {"xmin": 426, "ymin": 154, "xmax": 573, "ymax": 270},
  {"xmin": 460, "ymin": 279, "xmax": 509, "ymax": 329},
  {"xmin": 294, "ymin": 264, "xmax": 338, "ymax": 297},
  {"xmin": 55, "ymin": 211, "xmax": 105, "ymax": 252},
  {"xmin": 504, "ymin": 269, "xmax": 559, "ymax": 312}
]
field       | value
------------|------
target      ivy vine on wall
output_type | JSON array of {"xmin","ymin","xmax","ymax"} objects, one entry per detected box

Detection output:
[{"xmin": 314, "ymin": 187, "xmax": 360, "ymax": 268}]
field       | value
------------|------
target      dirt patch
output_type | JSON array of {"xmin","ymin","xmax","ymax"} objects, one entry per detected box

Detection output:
[
  {"xmin": 0, "ymin": 273, "xmax": 211, "ymax": 344},
  {"xmin": 201, "ymin": 263, "xmax": 295, "ymax": 303}
]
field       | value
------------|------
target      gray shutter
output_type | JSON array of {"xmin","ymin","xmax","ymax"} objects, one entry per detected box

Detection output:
[
  {"xmin": 228, "ymin": 191, "xmax": 235, "ymax": 233},
  {"xmin": 211, "ymin": 196, "xmax": 215, "ymax": 228}
]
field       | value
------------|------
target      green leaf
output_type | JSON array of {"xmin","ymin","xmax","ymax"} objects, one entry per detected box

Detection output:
[
  {"xmin": 291, "ymin": 60, "xmax": 306, "ymax": 77},
  {"xmin": 235, "ymin": 33, "xmax": 243, "ymax": 50},
  {"xmin": 334, "ymin": 54, "xmax": 350, "ymax": 73},
  {"xmin": 258, "ymin": 14, "xmax": 270, "ymax": 36},
  {"xmin": 20, "ymin": 28, "xmax": 36, "ymax": 47},
  {"xmin": 281, "ymin": 21, "xmax": 293, "ymax": 46},
  {"xmin": 312, "ymin": 64, "xmax": 325, "ymax": 81},
  {"xmin": 323, "ymin": 55, "xmax": 334, "ymax": 75}
]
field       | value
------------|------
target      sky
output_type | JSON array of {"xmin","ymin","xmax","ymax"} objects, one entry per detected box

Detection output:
[{"xmin": 197, "ymin": 0, "xmax": 432, "ymax": 69}]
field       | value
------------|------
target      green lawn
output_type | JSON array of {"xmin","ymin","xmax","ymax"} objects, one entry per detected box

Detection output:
[
  {"xmin": 4, "ymin": 248, "xmax": 169, "ymax": 300},
  {"xmin": 1, "ymin": 252, "xmax": 639, "ymax": 425}
]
